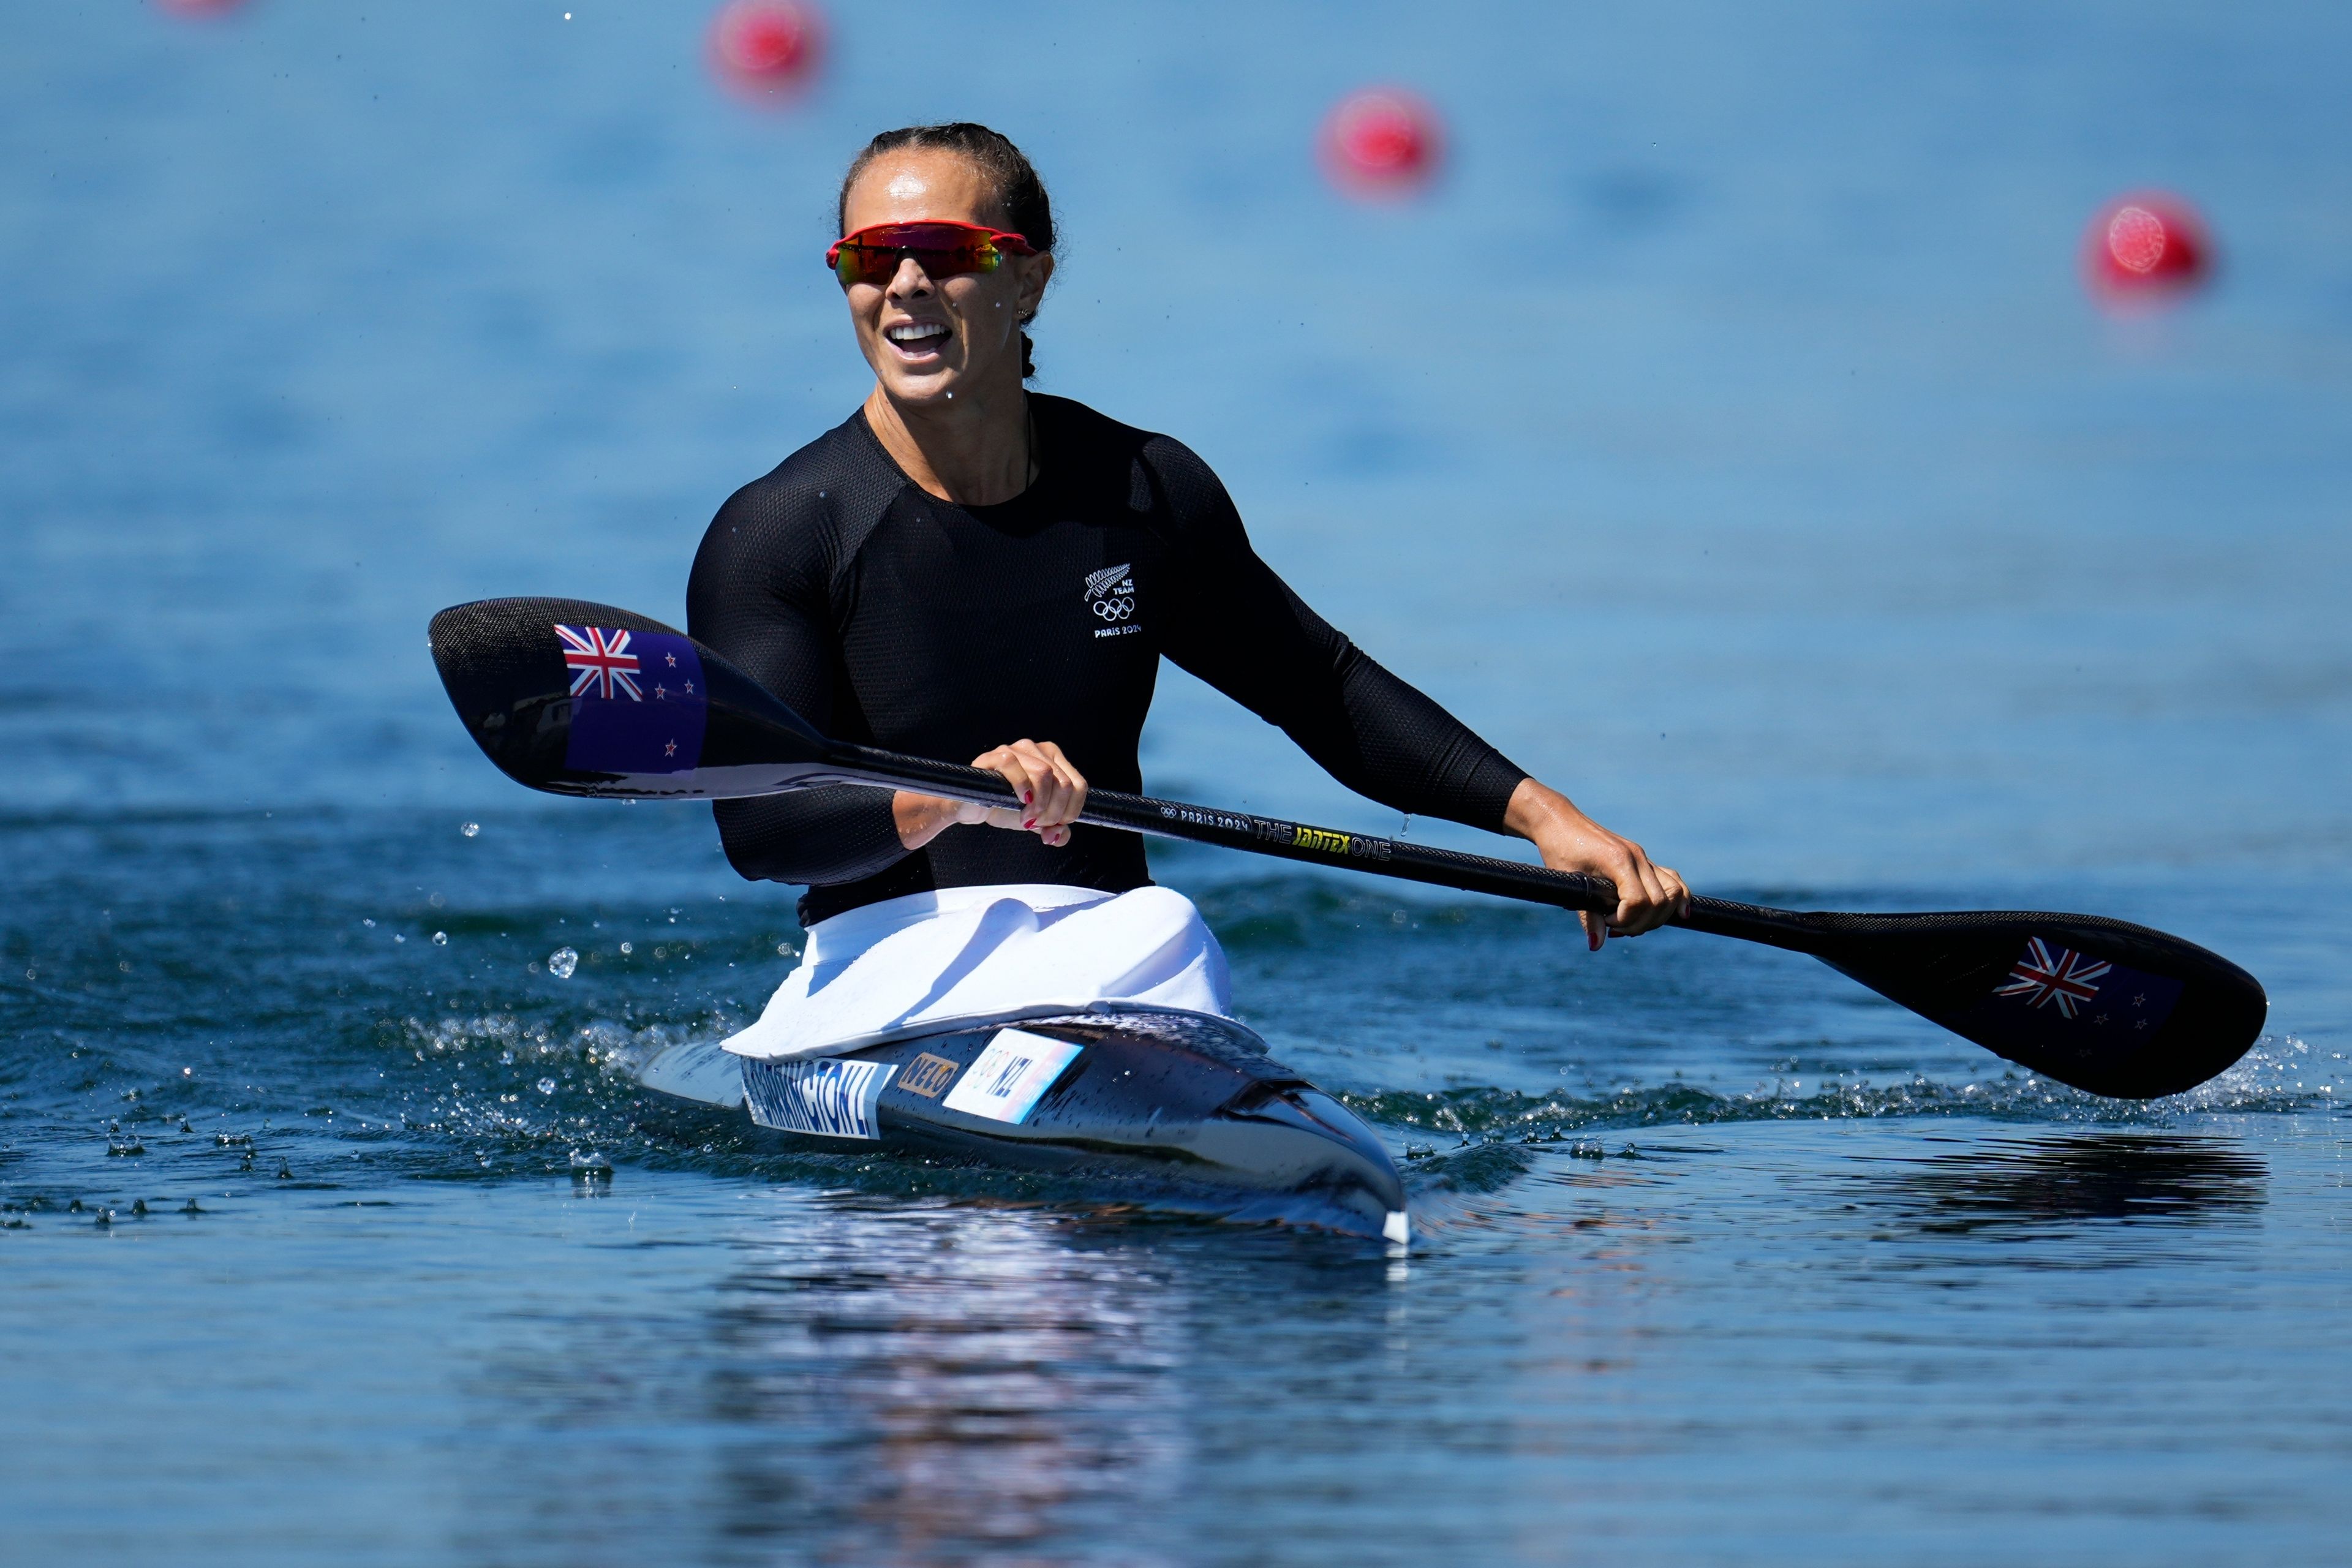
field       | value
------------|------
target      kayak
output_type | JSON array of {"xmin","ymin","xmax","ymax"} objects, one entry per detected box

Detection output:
[{"xmin": 637, "ymin": 1007, "xmax": 1411, "ymax": 1242}]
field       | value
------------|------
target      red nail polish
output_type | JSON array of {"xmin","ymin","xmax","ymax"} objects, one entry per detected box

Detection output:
[{"xmin": 1022, "ymin": 791, "xmax": 1033, "ymax": 805}]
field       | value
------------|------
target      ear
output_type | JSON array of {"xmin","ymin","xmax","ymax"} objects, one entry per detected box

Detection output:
[{"xmin": 1015, "ymin": 252, "xmax": 1054, "ymax": 320}]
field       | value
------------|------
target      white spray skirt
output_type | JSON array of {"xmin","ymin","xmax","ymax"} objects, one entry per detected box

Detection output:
[{"xmin": 718, "ymin": 883, "xmax": 1234, "ymax": 1063}]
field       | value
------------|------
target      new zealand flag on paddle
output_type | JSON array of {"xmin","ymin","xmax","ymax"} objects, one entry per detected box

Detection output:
[
  {"xmin": 556, "ymin": 625, "xmax": 707, "ymax": 776},
  {"xmin": 1958, "ymin": 934, "xmax": 2184, "ymax": 1064}
]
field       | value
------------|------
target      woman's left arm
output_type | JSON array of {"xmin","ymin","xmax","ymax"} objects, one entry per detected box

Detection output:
[{"xmin": 1147, "ymin": 438, "xmax": 1686, "ymax": 948}]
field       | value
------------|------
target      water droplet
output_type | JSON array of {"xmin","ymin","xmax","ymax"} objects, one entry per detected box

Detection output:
[
  {"xmin": 500, "ymin": 1050, "xmax": 514, "ymax": 1066},
  {"xmin": 363, "ymin": 918, "xmax": 375, "ymax": 927},
  {"xmin": 777, "ymin": 942, "xmax": 798, "ymax": 958},
  {"xmin": 461, "ymin": 822, "xmax": 480, "ymax": 839},
  {"xmin": 619, "ymin": 941, "xmax": 633, "ymax": 955},
  {"xmin": 537, "ymin": 1078, "xmax": 557, "ymax": 1096},
  {"xmin": 548, "ymin": 947, "xmax": 579, "ymax": 979},
  {"xmin": 393, "ymin": 933, "xmax": 405, "ymax": 944},
  {"xmin": 431, "ymin": 931, "xmax": 448, "ymax": 946}
]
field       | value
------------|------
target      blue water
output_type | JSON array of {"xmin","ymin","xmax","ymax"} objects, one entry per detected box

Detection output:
[{"xmin": 6, "ymin": 2, "xmax": 2351, "ymax": 1562}]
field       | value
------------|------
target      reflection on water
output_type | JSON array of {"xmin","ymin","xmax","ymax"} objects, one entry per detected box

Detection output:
[
  {"xmin": 709, "ymin": 1199, "xmax": 1193, "ymax": 1565},
  {"xmin": 1852, "ymin": 1134, "xmax": 2267, "ymax": 1239}
]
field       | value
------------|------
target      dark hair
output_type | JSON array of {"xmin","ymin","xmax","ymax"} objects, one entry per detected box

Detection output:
[{"xmin": 838, "ymin": 122, "xmax": 1055, "ymax": 379}]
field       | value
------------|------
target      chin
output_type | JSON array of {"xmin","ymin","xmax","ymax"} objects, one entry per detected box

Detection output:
[
  {"xmin": 873, "ymin": 361, "xmax": 963, "ymax": 405},
  {"xmin": 886, "ymin": 380, "xmax": 962, "ymax": 410}
]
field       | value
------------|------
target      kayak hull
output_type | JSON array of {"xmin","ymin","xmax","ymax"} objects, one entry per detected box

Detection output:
[{"xmin": 636, "ymin": 1010, "xmax": 1409, "ymax": 1241}]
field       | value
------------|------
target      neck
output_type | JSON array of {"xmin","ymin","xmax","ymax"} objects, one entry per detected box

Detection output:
[{"xmin": 863, "ymin": 374, "xmax": 1032, "ymax": 506}]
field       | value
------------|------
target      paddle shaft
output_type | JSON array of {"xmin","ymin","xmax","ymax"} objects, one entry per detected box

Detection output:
[{"xmin": 821, "ymin": 741, "xmax": 1793, "ymax": 947}]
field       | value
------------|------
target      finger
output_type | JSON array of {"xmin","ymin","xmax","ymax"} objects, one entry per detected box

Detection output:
[
  {"xmin": 992, "ymin": 745, "xmax": 1055, "ymax": 827},
  {"xmin": 1038, "ymin": 745, "xmax": 1086, "ymax": 828},
  {"xmin": 1000, "ymin": 740, "xmax": 1074, "ymax": 829},
  {"xmin": 1017, "ymin": 741, "xmax": 1077, "ymax": 828},
  {"xmin": 970, "ymin": 745, "xmax": 1034, "ymax": 806},
  {"xmin": 1035, "ymin": 741, "xmax": 1088, "ymax": 826},
  {"xmin": 1601, "ymin": 841, "xmax": 1674, "ymax": 937},
  {"xmin": 1624, "ymin": 851, "xmax": 1675, "ymax": 935},
  {"xmin": 969, "ymin": 747, "xmax": 1046, "ymax": 831},
  {"xmin": 1656, "ymin": 864, "xmax": 1692, "ymax": 918},
  {"xmin": 1040, "ymin": 824, "xmax": 1071, "ymax": 848},
  {"xmin": 1579, "ymin": 907, "xmax": 1606, "ymax": 952},
  {"xmin": 1607, "ymin": 853, "xmax": 1645, "ymax": 936}
]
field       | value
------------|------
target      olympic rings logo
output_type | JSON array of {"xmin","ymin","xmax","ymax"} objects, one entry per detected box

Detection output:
[{"xmin": 1091, "ymin": 597, "xmax": 1134, "ymax": 620}]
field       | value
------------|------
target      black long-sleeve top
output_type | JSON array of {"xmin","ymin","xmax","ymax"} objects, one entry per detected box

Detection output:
[{"xmin": 687, "ymin": 394, "xmax": 1526, "ymax": 927}]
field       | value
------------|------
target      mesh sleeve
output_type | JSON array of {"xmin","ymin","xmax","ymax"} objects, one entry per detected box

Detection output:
[{"xmin": 1145, "ymin": 437, "xmax": 1526, "ymax": 832}]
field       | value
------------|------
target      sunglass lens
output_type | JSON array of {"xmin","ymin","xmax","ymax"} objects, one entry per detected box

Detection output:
[{"xmin": 833, "ymin": 242, "xmax": 1000, "ymax": 287}]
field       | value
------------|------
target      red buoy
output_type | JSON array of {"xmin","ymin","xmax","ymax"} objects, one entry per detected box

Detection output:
[
  {"xmin": 2082, "ymin": 192, "xmax": 2212, "ymax": 305},
  {"xmin": 708, "ymin": 0, "xmax": 824, "ymax": 104},
  {"xmin": 1320, "ymin": 87, "xmax": 1443, "ymax": 200},
  {"xmin": 154, "ymin": 0, "xmax": 249, "ymax": 17}
]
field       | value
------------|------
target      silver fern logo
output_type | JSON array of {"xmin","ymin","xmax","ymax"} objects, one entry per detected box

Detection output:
[{"xmin": 1084, "ymin": 564, "xmax": 1139, "ymax": 635}]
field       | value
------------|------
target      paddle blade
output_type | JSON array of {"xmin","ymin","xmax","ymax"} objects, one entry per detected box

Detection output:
[
  {"xmin": 428, "ymin": 597, "xmax": 838, "ymax": 799},
  {"xmin": 1730, "ymin": 905, "xmax": 2265, "ymax": 1098}
]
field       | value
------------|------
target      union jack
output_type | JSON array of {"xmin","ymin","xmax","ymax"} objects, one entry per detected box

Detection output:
[
  {"xmin": 556, "ymin": 625, "xmax": 642, "ymax": 701},
  {"xmin": 1993, "ymin": 937, "xmax": 2111, "ymax": 1019}
]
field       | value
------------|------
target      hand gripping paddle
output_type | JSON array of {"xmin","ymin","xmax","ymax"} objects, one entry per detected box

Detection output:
[{"xmin": 429, "ymin": 598, "xmax": 2267, "ymax": 1099}]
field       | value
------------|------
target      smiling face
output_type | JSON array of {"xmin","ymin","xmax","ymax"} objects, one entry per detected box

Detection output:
[{"xmin": 838, "ymin": 148, "xmax": 1053, "ymax": 410}]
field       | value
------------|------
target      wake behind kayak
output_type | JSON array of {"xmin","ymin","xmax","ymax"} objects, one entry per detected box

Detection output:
[{"xmin": 638, "ymin": 1008, "xmax": 1409, "ymax": 1242}]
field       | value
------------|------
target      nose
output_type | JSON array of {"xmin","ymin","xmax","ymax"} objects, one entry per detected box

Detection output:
[{"xmin": 884, "ymin": 254, "xmax": 933, "ymax": 301}]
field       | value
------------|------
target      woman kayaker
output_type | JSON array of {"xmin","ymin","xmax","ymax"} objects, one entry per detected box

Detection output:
[{"xmin": 689, "ymin": 123, "xmax": 1685, "ymax": 1042}]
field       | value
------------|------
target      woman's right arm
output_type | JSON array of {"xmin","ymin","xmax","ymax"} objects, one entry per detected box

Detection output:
[{"xmin": 685, "ymin": 484, "xmax": 911, "ymax": 886}]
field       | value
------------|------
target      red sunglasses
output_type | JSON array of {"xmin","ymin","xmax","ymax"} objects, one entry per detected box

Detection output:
[{"xmin": 826, "ymin": 221, "xmax": 1038, "ymax": 287}]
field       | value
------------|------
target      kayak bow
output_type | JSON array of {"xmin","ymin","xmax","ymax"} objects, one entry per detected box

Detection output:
[{"xmin": 636, "ymin": 1008, "xmax": 1412, "ymax": 1242}]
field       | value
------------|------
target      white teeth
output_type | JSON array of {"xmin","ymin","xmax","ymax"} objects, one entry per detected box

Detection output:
[{"xmin": 886, "ymin": 322, "xmax": 948, "ymax": 344}]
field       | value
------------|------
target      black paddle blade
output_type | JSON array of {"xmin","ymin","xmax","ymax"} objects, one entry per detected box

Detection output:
[
  {"xmin": 428, "ymin": 598, "xmax": 839, "ymax": 799},
  {"xmin": 1683, "ymin": 899, "xmax": 2266, "ymax": 1098}
]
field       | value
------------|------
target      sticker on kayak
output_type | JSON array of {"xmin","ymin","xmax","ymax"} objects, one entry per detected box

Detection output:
[
  {"xmin": 940, "ymin": 1029, "xmax": 1082, "ymax": 1125},
  {"xmin": 742, "ymin": 1057, "xmax": 895, "ymax": 1140},
  {"xmin": 899, "ymin": 1052, "xmax": 961, "ymax": 1100}
]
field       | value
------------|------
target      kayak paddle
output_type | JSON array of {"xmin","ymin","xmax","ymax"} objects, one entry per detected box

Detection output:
[{"xmin": 429, "ymin": 597, "xmax": 2267, "ymax": 1100}]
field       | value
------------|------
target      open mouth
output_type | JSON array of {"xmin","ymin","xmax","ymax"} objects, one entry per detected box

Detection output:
[{"xmin": 883, "ymin": 319, "xmax": 952, "ymax": 361}]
